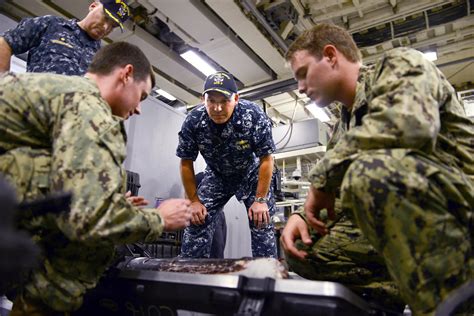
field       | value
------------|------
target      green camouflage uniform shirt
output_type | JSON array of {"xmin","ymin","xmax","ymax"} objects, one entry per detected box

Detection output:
[
  {"xmin": 305, "ymin": 48, "xmax": 473, "ymax": 314},
  {"xmin": 309, "ymin": 47, "xmax": 473, "ymax": 191},
  {"xmin": 0, "ymin": 73, "xmax": 165, "ymax": 311}
]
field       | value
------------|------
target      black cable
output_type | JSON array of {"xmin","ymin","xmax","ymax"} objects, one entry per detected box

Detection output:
[{"xmin": 274, "ymin": 98, "xmax": 298, "ymax": 146}]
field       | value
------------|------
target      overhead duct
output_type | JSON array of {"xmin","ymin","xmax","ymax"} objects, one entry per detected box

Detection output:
[
  {"xmin": 239, "ymin": 78, "xmax": 297, "ymax": 101},
  {"xmin": 3, "ymin": 0, "xmax": 64, "ymax": 18},
  {"xmin": 111, "ymin": 26, "xmax": 204, "ymax": 103},
  {"xmin": 352, "ymin": 1, "xmax": 471, "ymax": 47},
  {"xmin": 239, "ymin": 0, "xmax": 289, "ymax": 53},
  {"xmin": 148, "ymin": 0, "xmax": 276, "ymax": 86},
  {"xmin": 205, "ymin": 0, "xmax": 292, "ymax": 78},
  {"xmin": 190, "ymin": 0, "xmax": 276, "ymax": 80}
]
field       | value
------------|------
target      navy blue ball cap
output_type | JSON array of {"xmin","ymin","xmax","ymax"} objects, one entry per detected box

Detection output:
[
  {"xmin": 203, "ymin": 71, "xmax": 238, "ymax": 98},
  {"xmin": 101, "ymin": 0, "xmax": 130, "ymax": 30}
]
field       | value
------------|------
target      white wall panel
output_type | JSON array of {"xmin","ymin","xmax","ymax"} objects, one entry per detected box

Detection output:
[
  {"xmin": 124, "ymin": 98, "xmax": 187, "ymax": 202},
  {"xmin": 124, "ymin": 98, "xmax": 252, "ymax": 258}
]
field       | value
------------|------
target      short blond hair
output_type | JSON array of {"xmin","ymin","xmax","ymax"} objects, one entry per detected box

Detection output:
[{"xmin": 286, "ymin": 23, "xmax": 361, "ymax": 63}]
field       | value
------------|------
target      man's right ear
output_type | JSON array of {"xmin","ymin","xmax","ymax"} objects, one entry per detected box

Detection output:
[
  {"xmin": 89, "ymin": 1, "xmax": 99, "ymax": 11},
  {"xmin": 322, "ymin": 45, "xmax": 337, "ymax": 64}
]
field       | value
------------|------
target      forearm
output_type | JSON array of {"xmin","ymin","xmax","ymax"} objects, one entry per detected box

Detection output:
[
  {"xmin": 0, "ymin": 37, "xmax": 12, "ymax": 72},
  {"xmin": 256, "ymin": 154, "xmax": 273, "ymax": 198},
  {"xmin": 180, "ymin": 159, "xmax": 199, "ymax": 202},
  {"xmin": 58, "ymin": 192, "xmax": 165, "ymax": 244},
  {"xmin": 54, "ymin": 155, "xmax": 165, "ymax": 244}
]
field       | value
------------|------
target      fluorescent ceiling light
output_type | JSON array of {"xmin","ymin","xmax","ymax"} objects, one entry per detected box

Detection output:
[
  {"xmin": 156, "ymin": 89, "xmax": 177, "ymax": 101},
  {"xmin": 423, "ymin": 51, "xmax": 437, "ymax": 62},
  {"xmin": 305, "ymin": 103, "xmax": 330, "ymax": 122},
  {"xmin": 180, "ymin": 50, "xmax": 216, "ymax": 76}
]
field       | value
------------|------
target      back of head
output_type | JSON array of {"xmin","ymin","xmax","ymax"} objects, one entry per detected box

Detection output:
[
  {"xmin": 286, "ymin": 23, "xmax": 361, "ymax": 63},
  {"xmin": 87, "ymin": 41, "xmax": 155, "ymax": 87}
]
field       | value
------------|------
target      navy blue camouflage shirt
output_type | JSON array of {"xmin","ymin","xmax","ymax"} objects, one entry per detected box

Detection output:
[
  {"xmin": 177, "ymin": 99, "xmax": 275, "ymax": 179},
  {"xmin": 2, "ymin": 15, "xmax": 101, "ymax": 75}
]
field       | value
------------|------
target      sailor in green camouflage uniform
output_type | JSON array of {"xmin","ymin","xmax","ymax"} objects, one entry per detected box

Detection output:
[
  {"xmin": 281, "ymin": 23, "xmax": 473, "ymax": 315},
  {"xmin": 0, "ymin": 42, "xmax": 192, "ymax": 315}
]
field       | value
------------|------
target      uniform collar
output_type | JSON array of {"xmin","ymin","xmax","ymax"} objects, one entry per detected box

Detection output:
[
  {"xmin": 63, "ymin": 18, "xmax": 80, "ymax": 30},
  {"xmin": 83, "ymin": 76, "xmax": 117, "ymax": 119},
  {"xmin": 68, "ymin": 18, "xmax": 100, "ymax": 43},
  {"xmin": 352, "ymin": 64, "xmax": 373, "ymax": 114}
]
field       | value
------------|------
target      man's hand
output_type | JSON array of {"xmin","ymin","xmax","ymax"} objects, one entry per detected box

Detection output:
[
  {"xmin": 304, "ymin": 186, "xmax": 335, "ymax": 235},
  {"xmin": 0, "ymin": 37, "xmax": 12, "ymax": 73},
  {"xmin": 190, "ymin": 201, "xmax": 207, "ymax": 226},
  {"xmin": 125, "ymin": 191, "xmax": 149, "ymax": 207},
  {"xmin": 280, "ymin": 214, "xmax": 312, "ymax": 260},
  {"xmin": 157, "ymin": 198, "xmax": 192, "ymax": 231},
  {"xmin": 248, "ymin": 201, "xmax": 270, "ymax": 228}
]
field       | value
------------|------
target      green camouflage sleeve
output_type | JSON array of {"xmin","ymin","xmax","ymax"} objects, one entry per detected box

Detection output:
[
  {"xmin": 309, "ymin": 49, "xmax": 444, "ymax": 192},
  {"xmin": 50, "ymin": 92, "xmax": 164, "ymax": 244}
]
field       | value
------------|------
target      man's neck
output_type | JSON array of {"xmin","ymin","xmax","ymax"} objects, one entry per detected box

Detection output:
[
  {"xmin": 339, "ymin": 62, "xmax": 362, "ymax": 111},
  {"xmin": 77, "ymin": 20, "xmax": 86, "ymax": 31},
  {"xmin": 84, "ymin": 72, "xmax": 104, "ymax": 92}
]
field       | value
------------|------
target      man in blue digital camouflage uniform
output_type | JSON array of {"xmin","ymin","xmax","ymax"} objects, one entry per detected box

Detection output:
[
  {"xmin": 195, "ymin": 171, "xmax": 227, "ymax": 258},
  {"xmin": 177, "ymin": 71, "xmax": 278, "ymax": 258},
  {"xmin": 281, "ymin": 23, "xmax": 473, "ymax": 315},
  {"xmin": 0, "ymin": 0, "xmax": 130, "ymax": 75}
]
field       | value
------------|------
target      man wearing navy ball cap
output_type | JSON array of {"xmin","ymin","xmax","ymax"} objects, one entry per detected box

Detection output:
[
  {"xmin": 0, "ymin": 0, "xmax": 131, "ymax": 75},
  {"xmin": 177, "ymin": 71, "xmax": 278, "ymax": 259}
]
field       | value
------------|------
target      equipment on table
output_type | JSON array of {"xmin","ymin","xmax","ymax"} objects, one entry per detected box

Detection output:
[
  {"xmin": 76, "ymin": 257, "xmax": 402, "ymax": 316},
  {"xmin": 126, "ymin": 170, "xmax": 141, "ymax": 196},
  {"xmin": 123, "ymin": 171, "xmax": 183, "ymax": 258}
]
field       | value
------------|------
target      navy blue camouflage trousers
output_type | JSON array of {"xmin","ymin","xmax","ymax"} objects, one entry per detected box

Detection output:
[{"xmin": 180, "ymin": 169, "xmax": 277, "ymax": 258}]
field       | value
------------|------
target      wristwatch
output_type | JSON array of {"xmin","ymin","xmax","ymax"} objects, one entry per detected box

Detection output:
[{"xmin": 255, "ymin": 196, "xmax": 268, "ymax": 203}]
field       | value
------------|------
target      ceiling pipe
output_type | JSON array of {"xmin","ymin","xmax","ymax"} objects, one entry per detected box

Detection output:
[
  {"xmin": 130, "ymin": 0, "xmax": 155, "ymax": 13},
  {"xmin": 133, "ymin": 0, "xmax": 199, "ymax": 46},
  {"xmin": 239, "ymin": 78, "xmax": 297, "ymax": 101},
  {"xmin": 437, "ymin": 56, "xmax": 474, "ymax": 68},
  {"xmin": 239, "ymin": 0, "xmax": 289, "ymax": 53}
]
